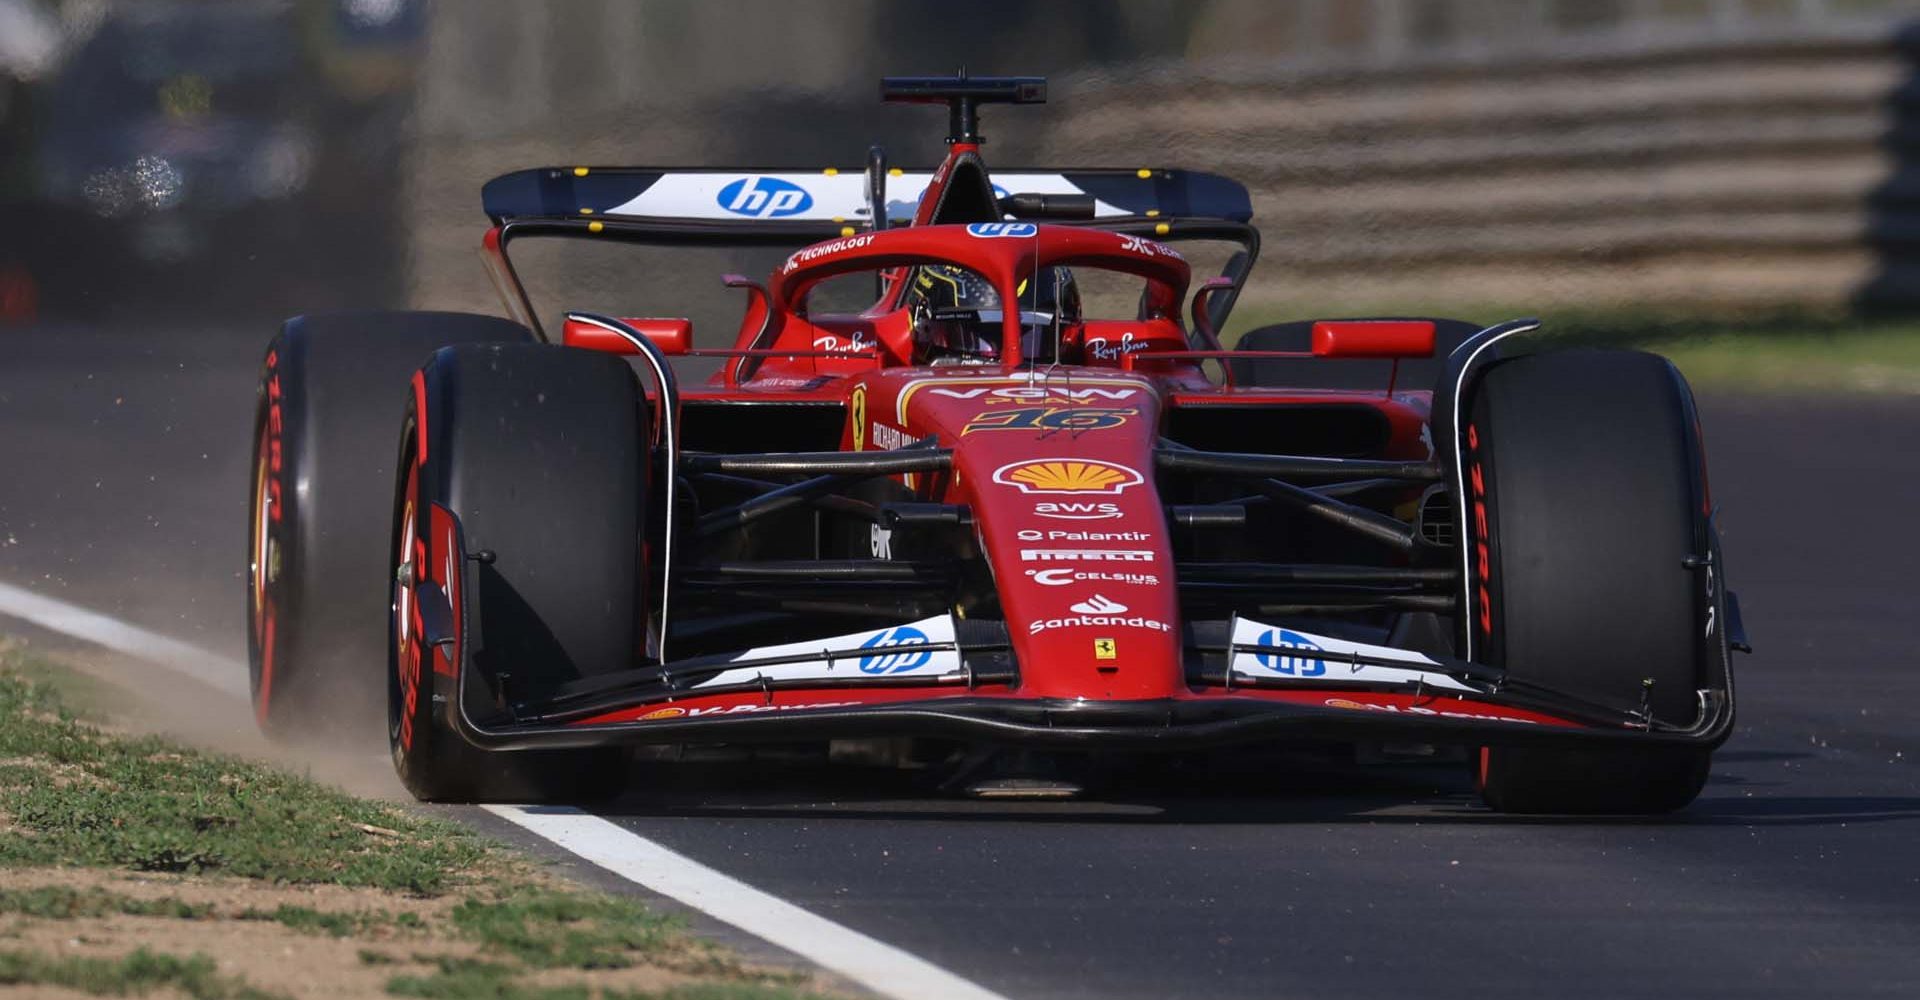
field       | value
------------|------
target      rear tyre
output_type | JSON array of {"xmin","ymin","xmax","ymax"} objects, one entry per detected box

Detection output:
[
  {"xmin": 1466, "ymin": 349, "xmax": 1713, "ymax": 814},
  {"xmin": 247, "ymin": 312, "xmax": 532, "ymax": 742},
  {"xmin": 389, "ymin": 343, "xmax": 645, "ymax": 803}
]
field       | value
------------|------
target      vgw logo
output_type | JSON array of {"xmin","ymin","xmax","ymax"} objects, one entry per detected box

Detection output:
[
  {"xmin": 857, "ymin": 626, "xmax": 932, "ymax": 674},
  {"xmin": 1254, "ymin": 629, "xmax": 1326, "ymax": 677},
  {"xmin": 717, "ymin": 177, "xmax": 813, "ymax": 218}
]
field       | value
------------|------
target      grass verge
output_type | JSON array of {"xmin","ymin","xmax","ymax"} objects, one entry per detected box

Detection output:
[
  {"xmin": 1642, "ymin": 325, "xmax": 1920, "ymax": 395},
  {"xmin": 0, "ymin": 947, "xmax": 278, "ymax": 1000},
  {"xmin": 0, "ymin": 640, "xmax": 837, "ymax": 1000}
]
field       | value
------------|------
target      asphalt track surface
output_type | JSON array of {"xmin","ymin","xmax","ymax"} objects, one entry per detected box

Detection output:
[{"xmin": 2, "ymin": 322, "xmax": 1918, "ymax": 999}]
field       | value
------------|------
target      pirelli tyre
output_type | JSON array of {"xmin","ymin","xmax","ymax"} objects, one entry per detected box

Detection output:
[
  {"xmin": 1465, "ymin": 349, "xmax": 1715, "ymax": 814},
  {"xmin": 247, "ymin": 312, "xmax": 533, "ymax": 742},
  {"xmin": 389, "ymin": 342, "xmax": 643, "ymax": 803}
]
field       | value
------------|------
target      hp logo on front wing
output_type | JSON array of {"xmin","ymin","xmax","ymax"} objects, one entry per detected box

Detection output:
[
  {"xmin": 857, "ymin": 626, "xmax": 932, "ymax": 674},
  {"xmin": 1254, "ymin": 628, "xmax": 1326, "ymax": 677}
]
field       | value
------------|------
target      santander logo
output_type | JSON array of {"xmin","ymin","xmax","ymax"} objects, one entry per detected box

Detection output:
[{"xmin": 1069, "ymin": 594, "xmax": 1127, "ymax": 614}]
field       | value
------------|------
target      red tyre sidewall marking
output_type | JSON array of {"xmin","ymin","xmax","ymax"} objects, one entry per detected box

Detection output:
[
  {"xmin": 397, "ymin": 372, "xmax": 430, "ymax": 753},
  {"xmin": 1467, "ymin": 422, "xmax": 1499, "ymax": 784},
  {"xmin": 410, "ymin": 371, "xmax": 429, "ymax": 464},
  {"xmin": 1466, "ymin": 423, "xmax": 1493, "ymax": 640},
  {"xmin": 253, "ymin": 351, "xmax": 286, "ymax": 725}
]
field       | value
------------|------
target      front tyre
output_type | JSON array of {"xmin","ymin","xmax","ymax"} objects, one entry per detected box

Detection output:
[
  {"xmin": 1466, "ymin": 349, "xmax": 1717, "ymax": 814},
  {"xmin": 388, "ymin": 343, "xmax": 646, "ymax": 803}
]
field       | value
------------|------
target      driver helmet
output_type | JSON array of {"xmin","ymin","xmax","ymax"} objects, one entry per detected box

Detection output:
[{"xmin": 908, "ymin": 264, "xmax": 1080, "ymax": 363}]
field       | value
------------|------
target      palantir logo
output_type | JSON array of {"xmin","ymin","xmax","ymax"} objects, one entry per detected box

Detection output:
[
  {"xmin": 1254, "ymin": 628, "xmax": 1326, "ymax": 677},
  {"xmin": 857, "ymin": 625, "xmax": 932, "ymax": 674},
  {"xmin": 717, "ymin": 176, "xmax": 813, "ymax": 218},
  {"xmin": 966, "ymin": 222, "xmax": 1038, "ymax": 239}
]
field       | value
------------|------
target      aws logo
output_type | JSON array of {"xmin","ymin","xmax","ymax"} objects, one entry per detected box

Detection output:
[
  {"xmin": 717, "ymin": 177, "xmax": 813, "ymax": 218},
  {"xmin": 1034, "ymin": 501, "xmax": 1122, "ymax": 520}
]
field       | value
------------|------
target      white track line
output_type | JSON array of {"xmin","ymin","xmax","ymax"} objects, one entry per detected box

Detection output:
[
  {"xmin": 0, "ymin": 584, "xmax": 1014, "ymax": 1000},
  {"xmin": 485, "ymin": 805, "xmax": 1014, "ymax": 1000},
  {"xmin": 0, "ymin": 579, "xmax": 248, "ymax": 697}
]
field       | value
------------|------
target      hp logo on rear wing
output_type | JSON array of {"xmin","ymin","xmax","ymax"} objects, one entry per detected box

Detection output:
[{"xmin": 717, "ymin": 177, "xmax": 815, "ymax": 218}]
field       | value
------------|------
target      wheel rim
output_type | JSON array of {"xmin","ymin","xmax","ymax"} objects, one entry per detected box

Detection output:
[{"xmin": 391, "ymin": 439, "xmax": 424, "ymax": 755}]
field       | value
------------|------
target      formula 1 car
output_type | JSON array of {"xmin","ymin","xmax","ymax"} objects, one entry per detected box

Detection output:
[{"xmin": 246, "ymin": 76, "xmax": 1746, "ymax": 813}]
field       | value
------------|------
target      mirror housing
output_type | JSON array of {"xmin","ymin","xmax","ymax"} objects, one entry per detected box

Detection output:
[
  {"xmin": 562, "ymin": 317, "xmax": 692, "ymax": 356},
  {"xmin": 1310, "ymin": 320, "xmax": 1436, "ymax": 359},
  {"xmin": 1189, "ymin": 276, "xmax": 1237, "ymax": 351}
]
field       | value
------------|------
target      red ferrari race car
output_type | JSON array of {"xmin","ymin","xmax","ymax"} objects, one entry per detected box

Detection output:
[{"xmin": 246, "ymin": 76, "xmax": 1747, "ymax": 812}]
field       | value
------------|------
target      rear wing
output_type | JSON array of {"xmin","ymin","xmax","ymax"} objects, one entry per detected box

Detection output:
[
  {"xmin": 479, "ymin": 166, "xmax": 1258, "ymax": 342},
  {"xmin": 482, "ymin": 166, "xmax": 1253, "ymax": 227}
]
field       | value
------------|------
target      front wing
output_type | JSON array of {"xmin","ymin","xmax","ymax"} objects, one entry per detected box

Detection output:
[
  {"xmin": 446, "ymin": 687, "xmax": 1733, "ymax": 756},
  {"xmin": 408, "ymin": 495, "xmax": 1743, "ymax": 756},
  {"xmin": 417, "ymin": 503, "xmax": 1734, "ymax": 756}
]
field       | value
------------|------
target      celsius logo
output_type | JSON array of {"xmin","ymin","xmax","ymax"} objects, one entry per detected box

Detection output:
[
  {"xmin": 966, "ymin": 222, "xmax": 1037, "ymax": 239},
  {"xmin": 1070, "ymin": 594, "xmax": 1127, "ymax": 614},
  {"xmin": 1254, "ymin": 628, "xmax": 1326, "ymax": 677},
  {"xmin": 1027, "ymin": 568, "xmax": 1159, "ymax": 587},
  {"xmin": 717, "ymin": 176, "xmax": 813, "ymax": 218},
  {"xmin": 857, "ymin": 626, "xmax": 932, "ymax": 674}
]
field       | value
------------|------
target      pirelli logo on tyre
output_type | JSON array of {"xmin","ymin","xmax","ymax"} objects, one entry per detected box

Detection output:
[
  {"xmin": 992, "ymin": 459, "xmax": 1142, "ymax": 495},
  {"xmin": 1321, "ymin": 697, "xmax": 1541, "ymax": 726},
  {"xmin": 628, "ymin": 701, "xmax": 866, "ymax": 724}
]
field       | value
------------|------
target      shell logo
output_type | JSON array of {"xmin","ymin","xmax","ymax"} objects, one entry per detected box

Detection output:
[
  {"xmin": 992, "ymin": 459, "xmax": 1143, "ymax": 496},
  {"xmin": 1323, "ymin": 699, "xmax": 1368, "ymax": 711},
  {"xmin": 638, "ymin": 707, "xmax": 686, "ymax": 721}
]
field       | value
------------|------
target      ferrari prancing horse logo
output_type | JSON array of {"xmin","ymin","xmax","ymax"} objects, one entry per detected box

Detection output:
[
  {"xmin": 850, "ymin": 385, "xmax": 867, "ymax": 451},
  {"xmin": 1093, "ymin": 637, "xmax": 1118, "ymax": 660}
]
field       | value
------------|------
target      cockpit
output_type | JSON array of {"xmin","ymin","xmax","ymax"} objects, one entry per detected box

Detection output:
[{"xmin": 904, "ymin": 264, "xmax": 1081, "ymax": 365}]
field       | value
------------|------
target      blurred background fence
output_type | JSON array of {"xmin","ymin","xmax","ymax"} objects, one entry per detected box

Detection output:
[{"xmin": 7, "ymin": 0, "xmax": 1920, "ymax": 329}]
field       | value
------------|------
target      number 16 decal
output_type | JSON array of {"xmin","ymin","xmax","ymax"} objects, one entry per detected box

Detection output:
[{"xmin": 962, "ymin": 407, "xmax": 1135, "ymax": 435}]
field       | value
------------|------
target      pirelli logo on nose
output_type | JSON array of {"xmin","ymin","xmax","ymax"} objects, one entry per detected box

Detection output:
[{"xmin": 1019, "ymin": 549, "xmax": 1154, "ymax": 562}]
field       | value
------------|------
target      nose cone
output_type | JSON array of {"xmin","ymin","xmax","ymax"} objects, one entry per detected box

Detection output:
[{"xmin": 899, "ymin": 372, "xmax": 1181, "ymax": 699}]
